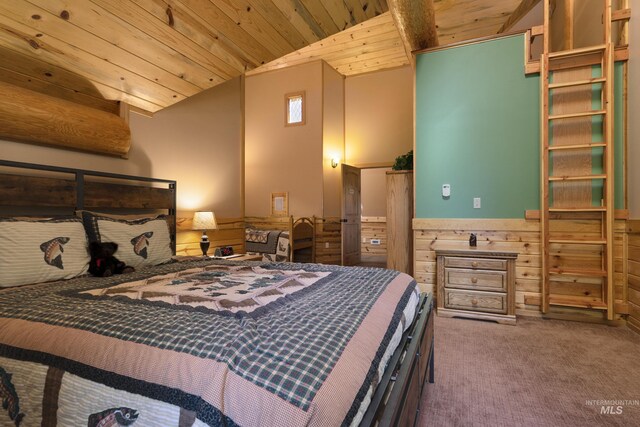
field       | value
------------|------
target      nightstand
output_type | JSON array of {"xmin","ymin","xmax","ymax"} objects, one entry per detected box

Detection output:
[
  {"xmin": 436, "ymin": 249, "xmax": 517, "ymax": 325},
  {"xmin": 173, "ymin": 253, "xmax": 263, "ymax": 262},
  {"xmin": 231, "ymin": 253, "xmax": 263, "ymax": 261}
]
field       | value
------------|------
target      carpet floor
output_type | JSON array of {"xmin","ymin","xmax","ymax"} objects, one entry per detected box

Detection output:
[{"xmin": 418, "ymin": 315, "xmax": 640, "ymax": 427}]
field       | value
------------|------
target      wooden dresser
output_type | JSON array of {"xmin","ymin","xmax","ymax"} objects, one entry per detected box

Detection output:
[{"xmin": 436, "ymin": 249, "xmax": 517, "ymax": 325}]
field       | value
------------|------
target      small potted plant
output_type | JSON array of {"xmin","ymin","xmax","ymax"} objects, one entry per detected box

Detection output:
[{"xmin": 392, "ymin": 150, "xmax": 413, "ymax": 171}]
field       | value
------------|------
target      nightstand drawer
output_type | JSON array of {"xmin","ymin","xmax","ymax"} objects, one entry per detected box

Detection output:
[
  {"xmin": 444, "ymin": 289, "xmax": 507, "ymax": 314},
  {"xmin": 445, "ymin": 269, "xmax": 507, "ymax": 292},
  {"xmin": 444, "ymin": 257, "xmax": 507, "ymax": 271}
]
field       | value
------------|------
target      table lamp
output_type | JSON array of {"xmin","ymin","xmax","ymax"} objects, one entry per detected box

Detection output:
[{"xmin": 192, "ymin": 211, "xmax": 217, "ymax": 256}]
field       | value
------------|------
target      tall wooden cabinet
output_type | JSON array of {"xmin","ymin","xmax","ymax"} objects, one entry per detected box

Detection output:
[{"xmin": 386, "ymin": 171, "xmax": 413, "ymax": 275}]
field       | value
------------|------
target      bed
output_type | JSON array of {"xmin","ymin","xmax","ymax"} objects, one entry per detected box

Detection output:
[
  {"xmin": 244, "ymin": 216, "xmax": 316, "ymax": 263},
  {"xmin": 0, "ymin": 160, "xmax": 434, "ymax": 427}
]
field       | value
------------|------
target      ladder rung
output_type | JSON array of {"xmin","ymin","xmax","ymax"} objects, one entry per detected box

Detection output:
[
  {"xmin": 548, "ymin": 44, "xmax": 607, "ymax": 59},
  {"xmin": 548, "ymin": 238, "xmax": 607, "ymax": 245},
  {"xmin": 548, "ymin": 110, "xmax": 606, "ymax": 120},
  {"xmin": 549, "ymin": 268, "xmax": 607, "ymax": 277},
  {"xmin": 547, "ymin": 143, "xmax": 607, "ymax": 151},
  {"xmin": 611, "ymin": 8, "xmax": 631, "ymax": 22},
  {"xmin": 549, "ymin": 207, "xmax": 607, "ymax": 212},
  {"xmin": 549, "ymin": 77, "xmax": 606, "ymax": 89},
  {"xmin": 548, "ymin": 174, "xmax": 606, "ymax": 182},
  {"xmin": 549, "ymin": 295, "xmax": 608, "ymax": 310}
]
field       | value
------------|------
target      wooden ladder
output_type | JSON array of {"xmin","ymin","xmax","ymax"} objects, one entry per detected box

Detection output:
[{"xmin": 540, "ymin": 0, "xmax": 615, "ymax": 319}]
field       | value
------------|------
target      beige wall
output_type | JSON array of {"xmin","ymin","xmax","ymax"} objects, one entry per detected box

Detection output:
[
  {"xmin": 322, "ymin": 62, "xmax": 345, "ymax": 218},
  {"xmin": 345, "ymin": 66, "xmax": 413, "ymax": 166},
  {"xmin": 629, "ymin": 4, "xmax": 639, "ymax": 217},
  {"xmin": 0, "ymin": 77, "xmax": 244, "ymax": 218},
  {"xmin": 361, "ymin": 168, "xmax": 390, "ymax": 217},
  {"xmin": 574, "ymin": 0, "xmax": 604, "ymax": 48},
  {"xmin": 244, "ymin": 61, "xmax": 327, "ymax": 217}
]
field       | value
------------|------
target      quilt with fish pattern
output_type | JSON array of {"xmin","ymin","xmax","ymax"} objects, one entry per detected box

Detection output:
[
  {"xmin": 245, "ymin": 229, "xmax": 290, "ymax": 261},
  {"xmin": 0, "ymin": 259, "xmax": 420, "ymax": 427}
]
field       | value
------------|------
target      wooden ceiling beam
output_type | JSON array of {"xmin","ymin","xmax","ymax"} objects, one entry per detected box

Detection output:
[
  {"xmin": 387, "ymin": 0, "xmax": 438, "ymax": 63},
  {"xmin": 0, "ymin": 81, "xmax": 131, "ymax": 157},
  {"xmin": 498, "ymin": 0, "xmax": 543, "ymax": 34}
]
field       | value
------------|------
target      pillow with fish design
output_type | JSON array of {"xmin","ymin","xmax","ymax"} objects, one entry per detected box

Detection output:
[
  {"xmin": 0, "ymin": 217, "xmax": 90, "ymax": 287},
  {"xmin": 81, "ymin": 212, "xmax": 172, "ymax": 269}
]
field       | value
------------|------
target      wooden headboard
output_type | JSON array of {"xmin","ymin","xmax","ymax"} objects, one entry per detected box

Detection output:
[{"xmin": 0, "ymin": 160, "xmax": 177, "ymax": 253}]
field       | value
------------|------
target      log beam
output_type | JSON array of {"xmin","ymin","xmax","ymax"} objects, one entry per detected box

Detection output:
[
  {"xmin": 498, "ymin": 0, "xmax": 543, "ymax": 34},
  {"xmin": 0, "ymin": 81, "xmax": 130, "ymax": 157},
  {"xmin": 388, "ymin": 0, "xmax": 438, "ymax": 63}
]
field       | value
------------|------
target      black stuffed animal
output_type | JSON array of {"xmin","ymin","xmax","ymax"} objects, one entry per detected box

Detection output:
[{"xmin": 88, "ymin": 242, "xmax": 135, "ymax": 277}]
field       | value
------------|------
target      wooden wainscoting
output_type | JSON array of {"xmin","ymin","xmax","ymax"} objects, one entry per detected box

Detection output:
[
  {"xmin": 244, "ymin": 216, "xmax": 290, "ymax": 231},
  {"xmin": 413, "ymin": 219, "xmax": 541, "ymax": 316},
  {"xmin": 414, "ymin": 218, "xmax": 627, "ymax": 321},
  {"xmin": 315, "ymin": 217, "xmax": 342, "ymax": 265},
  {"xmin": 361, "ymin": 216, "xmax": 387, "ymax": 263},
  {"xmin": 627, "ymin": 220, "xmax": 640, "ymax": 334},
  {"xmin": 176, "ymin": 213, "xmax": 245, "ymax": 256}
]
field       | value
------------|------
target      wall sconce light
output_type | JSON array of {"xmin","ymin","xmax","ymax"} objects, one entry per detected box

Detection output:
[
  {"xmin": 192, "ymin": 211, "xmax": 218, "ymax": 256},
  {"xmin": 331, "ymin": 158, "xmax": 339, "ymax": 168}
]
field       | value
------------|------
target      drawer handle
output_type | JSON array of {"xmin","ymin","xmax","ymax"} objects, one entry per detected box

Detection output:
[
  {"xmin": 471, "ymin": 298, "xmax": 478, "ymax": 306},
  {"xmin": 471, "ymin": 277, "xmax": 478, "ymax": 284},
  {"xmin": 471, "ymin": 261, "xmax": 478, "ymax": 268}
]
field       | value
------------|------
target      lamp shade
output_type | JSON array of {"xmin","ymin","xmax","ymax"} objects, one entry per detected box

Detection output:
[{"xmin": 192, "ymin": 211, "xmax": 218, "ymax": 231}]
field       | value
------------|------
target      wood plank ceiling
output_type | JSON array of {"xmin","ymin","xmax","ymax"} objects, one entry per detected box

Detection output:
[{"xmin": 0, "ymin": 0, "xmax": 524, "ymax": 114}]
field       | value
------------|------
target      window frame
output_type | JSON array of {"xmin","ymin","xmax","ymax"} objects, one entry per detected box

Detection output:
[{"xmin": 284, "ymin": 91, "xmax": 305, "ymax": 127}]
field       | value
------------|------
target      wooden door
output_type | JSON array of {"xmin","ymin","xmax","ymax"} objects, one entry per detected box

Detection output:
[{"xmin": 342, "ymin": 164, "xmax": 361, "ymax": 266}]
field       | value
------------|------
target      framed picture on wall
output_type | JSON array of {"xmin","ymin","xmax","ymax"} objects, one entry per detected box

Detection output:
[{"xmin": 271, "ymin": 192, "xmax": 289, "ymax": 216}]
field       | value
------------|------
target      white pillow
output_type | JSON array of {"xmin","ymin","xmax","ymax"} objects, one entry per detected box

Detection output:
[
  {"xmin": 82, "ymin": 212, "xmax": 172, "ymax": 269},
  {"xmin": 0, "ymin": 218, "xmax": 90, "ymax": 287}
]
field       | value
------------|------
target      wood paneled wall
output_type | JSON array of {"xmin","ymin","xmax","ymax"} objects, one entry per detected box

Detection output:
[
  {"xmin": 176, "ymin": 214, "xmax": 244, "ymax": 256},
  {"xmin": 315, "ymin": 217, "xmax": 342, "ymax": 265},
  {"xmin": 179, "ymin": 215, "xmax": 344, "ymax": 264},
  {"xmin": 361, "ymin": 217, "xmax": 387, "ymax": 262},
  {"xmin": 627, "ymin": 220, "xmax": 640, "ymax": 333},
  {"xmin": 414, "ymin": 218, "xmax": 627, "ymax": 321},
  {"xmin": 244, "ymin": 216, "xmax": 290, "ymax": 232}
]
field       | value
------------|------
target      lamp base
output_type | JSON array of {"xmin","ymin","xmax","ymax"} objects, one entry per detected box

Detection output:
[
  {"xmin": 200, "ymin": 240, "xmax": 210, "ymax": 257},
  {"xmin": 200, "ymin": 231, "xmax": 210, "ymax": 257}
]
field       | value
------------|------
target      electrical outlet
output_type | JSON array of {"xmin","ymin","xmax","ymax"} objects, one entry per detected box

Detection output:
[
  {"xmin": 473, "ymin": 197, "xmax": 481, "ymax": 209},
  {"xmin": 362, "ymin": 237, "xmax": 367, "ymax": 243},
  {"xmin": 325, "ymin": 242, "xmax": 330, "ymax": 249},
  {"xmin": 371, "ymin": 239, "xmax": 381, "ymax": 245}
]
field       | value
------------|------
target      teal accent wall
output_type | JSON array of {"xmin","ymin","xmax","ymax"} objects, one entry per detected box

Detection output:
[
  {"xmin": 614, "ymin": 62, "xmax": 624, "ymax": 210},
  {"xmin": 415, "ymin": 34, "xmax": 625, "ymax": 218},
  {"xmin": 415, "ymin": 35, "xmax": 540, "ymax": 218}
]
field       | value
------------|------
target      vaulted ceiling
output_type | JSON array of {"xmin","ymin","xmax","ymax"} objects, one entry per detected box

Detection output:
[{"xmin": 0, "ymin": 0, "xmax": 527, "ymax": 114}]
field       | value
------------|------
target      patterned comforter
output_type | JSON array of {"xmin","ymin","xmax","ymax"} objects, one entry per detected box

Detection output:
[
  {"xmin": 0, "ymin": 259, "xmax": 420, "ymax": 427},
  {"xmin": 245, "ymin": 229, "xmax": 290, "ymax": 262}
]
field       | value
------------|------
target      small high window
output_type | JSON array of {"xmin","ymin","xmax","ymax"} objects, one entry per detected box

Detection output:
[{"xmin": 285, "ymin": 91, "xmax": 305, "ymax": 126}]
